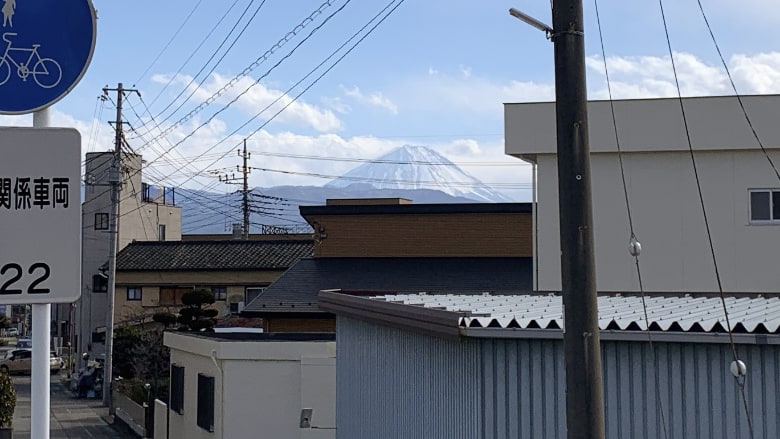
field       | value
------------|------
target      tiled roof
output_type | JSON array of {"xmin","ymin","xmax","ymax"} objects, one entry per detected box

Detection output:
[
  {"xmin": 115, "ymin": 240, "xmax": 313, "ymax": 271},
  {"xmin": 242, "ymin": 257, "xmax": 533, "ymax": 314},
  {"xmin": 372, "ymin": 293, "xmax": 780, "ymax": 334}
]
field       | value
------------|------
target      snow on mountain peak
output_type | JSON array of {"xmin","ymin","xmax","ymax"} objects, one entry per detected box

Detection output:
[{"xmin": 325, "ymin": 145, "xmax": 511, "ymax": 202}]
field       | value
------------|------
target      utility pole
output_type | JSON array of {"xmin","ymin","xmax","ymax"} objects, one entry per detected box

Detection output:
[
  {"xmin": 551, "ymin": 1, "xmax": 605, "ymax": 438},
  {"xmin": 240, "ymin": 139, "xmax": 250, "ymax": 239},
  {"xmin": 101, "ymin": 82, "xmax": 137, "ymax": 411},
  {"xmin": 218, "ymin": 139, "xmax": 251, "ymax": 239}
]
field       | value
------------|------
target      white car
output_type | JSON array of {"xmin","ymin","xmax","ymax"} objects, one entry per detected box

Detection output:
[
  {"xmin": 0, "ymin": 349, "xmax": 63, "ymax": 375},
  {"xmin": 5, "ymin": 328, "xmax": 18, "ymax": 337}
]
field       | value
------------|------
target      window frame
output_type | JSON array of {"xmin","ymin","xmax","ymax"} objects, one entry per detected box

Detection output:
[
  {"xmin": 212, "ymin": 286, "xmax": 227, "ymax": 301},
  {"xmin": 170, "ymin": 365, "xmax": 185, "ymax": 415},
  {"xmin": 92, "ymin": 274, "xmax": 108, "ymax": 293},
  {"xmin": 126, "ymin": 286, "xmax": 142, "ymax": 301},
  {"xmin": 749, "ymin": 188, "xmax": 780, "ymax": 224},
  {"xmin": 94, "ymin": 213, "xmax": 109, "ymax": 230},
  {"xmin": 197, "ymin": 373, "xmax": 215, "ymax": 432}
]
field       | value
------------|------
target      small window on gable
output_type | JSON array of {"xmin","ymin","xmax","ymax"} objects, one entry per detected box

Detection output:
[
  {"xmin": 749, "ymin": 189, "xmax": 780, "ymax": 223},
  {"xmin": 126, "ymin": 286, "xmax": 142, "ymax": 301}
]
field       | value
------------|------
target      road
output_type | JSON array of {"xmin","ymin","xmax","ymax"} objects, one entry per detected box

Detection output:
[{"xmin": 11, "ymin": 374, "xmax": 136, "ymax": 438}]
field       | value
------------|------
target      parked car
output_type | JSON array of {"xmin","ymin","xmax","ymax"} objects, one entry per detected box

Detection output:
[
  {"xmin": 5, "ymin": 328, "xmax": 18, "ymax": 337},
  {"xmin": 0, "ymin": 349, "xmax": 63, "ymax": 374},
  {"xmin": 16, "ymin": 338, "xmax": 32, "ymax": 349}
]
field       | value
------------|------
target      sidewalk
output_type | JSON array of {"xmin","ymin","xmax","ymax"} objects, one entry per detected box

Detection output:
[{"xmin": 12, "ymin": 374, "xmax": 136, "ymax": 438}]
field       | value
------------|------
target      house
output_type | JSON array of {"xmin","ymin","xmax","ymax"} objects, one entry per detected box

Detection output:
[
  {"xmin": 505, "ymin": 94, "xmax": 780, "ymax": 293},
  {"xmin": 111, "ymin": 239, "xmax": 313, "ymax": 325},
  {"xmin": 158, "ymin": 330, "xmax": 336, "ymax": 439},
  {"xmin": 76, "ymin": 151, "xmax": 181, "ymax": 356},
  {"xmin": 320, "ymin": 290, "xmax": 780, "ymax": 438},
  {"xmin": 241, "ymin": 198, "xmax": 534, "ymax": 331}
]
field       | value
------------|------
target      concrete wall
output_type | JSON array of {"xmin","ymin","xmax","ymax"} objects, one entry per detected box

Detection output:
[
  {"xmin": 165, "ymin": 332, "xmax": 336, "ymax": 439},
  {"xmin": 505, "ymin": 95, "xmax": 780, "ymax": 292}
]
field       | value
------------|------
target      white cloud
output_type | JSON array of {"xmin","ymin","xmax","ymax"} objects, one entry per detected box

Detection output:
[
  {"xmin": 320, "ymin": 96, "xmax": 352, "ymax": 114},
  {"xmin": 586, "ymin": 51, "xmax": 780, "ymax": 99},
  {"xmin": 342, "ymin": 86, "xmax": 398, "ymax": 114},
  {"xmin": 155, "ymin": 72, "xmax": 342, "ymax": 133}
]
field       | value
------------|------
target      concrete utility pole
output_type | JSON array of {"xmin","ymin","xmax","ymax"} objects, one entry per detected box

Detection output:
[
  {"xmin": 551, "ymin": 1, "xmax": 606, "ymax": 438},
  {"xmin": 101, "ymin": 82, "xmax": 137, "ymax": 411},
  {"xmin": 240, "ymin": 139, "xmax": 251, "ymax": 239}
]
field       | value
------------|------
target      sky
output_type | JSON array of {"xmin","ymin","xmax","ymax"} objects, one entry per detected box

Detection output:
[{"xmin": 1, "ymin": 0, "xmax": 780, "ymax": 201}]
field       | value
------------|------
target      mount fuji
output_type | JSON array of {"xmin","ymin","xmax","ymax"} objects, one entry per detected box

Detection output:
[
  {"xmin": 325, "ymin": 145, "xmax": 511, "ymax": 202},
  {"xmin": 177, "ymin": 145, "xmax": 513, "ymax": 234}
]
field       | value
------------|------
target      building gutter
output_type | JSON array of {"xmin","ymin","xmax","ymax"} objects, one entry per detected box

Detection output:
[
  {"xmin": 459, "ymin": 327, "xmax": 780, "ymax": 345},
  {"xmin": 318, "ymin": 290, "xmax": 463, "ymax": 339}
]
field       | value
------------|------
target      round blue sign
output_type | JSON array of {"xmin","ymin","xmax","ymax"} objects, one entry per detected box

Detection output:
[{"xmin": 0, "ymin": 0, "xmax": 96, "ymax": 114}]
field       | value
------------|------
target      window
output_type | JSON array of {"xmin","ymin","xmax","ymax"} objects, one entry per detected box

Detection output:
[
  {"xmin": 158, "ymin": 224, "xmax": 166, "ymax": 241},
  {"xmin": 94, "ymin": 213, "xmax": 109, "ymax": 230},
  {"xmin": 197, "ymin": 374, "xmax": 215, "ymax": 432},
  {"xmin": 92, "ymin": 274, "xmax": 107, "ymax": 293},
  {"xmin": 159, "ymin": 287, "xmax": 193, "ymax": 306},
  {"xmin": 212, "ymin": 286, "xmax": 227, "ymax": 301},
  {"xmin": 126, "ymin": 287, "xmax": 142, "ymax": 301},
  {"xmin": 170, "ymin": 365, "xmax": 184, "ymax": 415},
  {"xmin": 245, "ymin": 287, "xmax": 265, "ymax": 304},
  {"xmin": 749, "ymin": 189, "xmax": 780, "ymax": 223}
]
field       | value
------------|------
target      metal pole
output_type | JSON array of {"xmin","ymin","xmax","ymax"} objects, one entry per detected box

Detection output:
[
  {"xmin": 31, "ymin": 107, "xmax": 51, "ymax": 439},
  {"xmin": 103, "ymin": 82, "xmax": 124, "ymax": 410},
  {"xmin": 551, "ymin": 1, "xmax": 606, "ymax": 438}
]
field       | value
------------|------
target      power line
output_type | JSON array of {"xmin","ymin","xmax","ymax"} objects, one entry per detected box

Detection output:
[
  {"xmin": 657, "ymin": 1, "xmax": 755, "ymax": 436},
  {"xmin": 136, "ymin": 0, "xmax": 340, "ymax": 148},
  {"xmin": 150, "ymin": 0, "xmax": 269, "ymax": 126},
  {"xmin": 134, "ymin": 0, "xmax": 205, "ymax": 85}
]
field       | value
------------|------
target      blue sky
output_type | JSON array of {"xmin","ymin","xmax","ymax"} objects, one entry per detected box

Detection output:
[{"xmin": 2, "ymin": 0, "xmax": 779, "ymax": 200}]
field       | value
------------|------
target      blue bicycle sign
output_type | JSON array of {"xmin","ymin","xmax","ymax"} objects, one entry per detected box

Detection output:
[
  {"xmin": 0, "ymin": 0, "xmax": 95, "ymax": 114},
  {"xmin": 0, "ymin": 32, "xmax": 62, "ymax": 88}
]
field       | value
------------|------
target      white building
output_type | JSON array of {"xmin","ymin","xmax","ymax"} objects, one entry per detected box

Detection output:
[
  {"xmin": 160, "ymin": 331, "xmax": 336, "ymax": 439},
  {"xmin": 505, "ymin": 94, "xmax": 780, "ymax": 293},
  {"xmin": 75, "ymin": 151, "xmax": 181, "ymax": 358}
]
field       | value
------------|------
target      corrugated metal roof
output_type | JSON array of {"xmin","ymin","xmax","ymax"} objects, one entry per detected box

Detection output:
[{"xmin": 371, "ymin": 294, "xmax": 780, "ymax": 334}]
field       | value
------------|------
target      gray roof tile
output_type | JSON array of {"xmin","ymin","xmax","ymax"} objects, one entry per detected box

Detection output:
[{"xmin": 116, "ymin": 240, "xmax": 313, "ymax": 271}]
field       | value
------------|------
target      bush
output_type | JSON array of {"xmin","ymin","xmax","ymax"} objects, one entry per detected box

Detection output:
[{"xmin": 0, "ymin": 371, "xmax": 15, "ymax": 428}]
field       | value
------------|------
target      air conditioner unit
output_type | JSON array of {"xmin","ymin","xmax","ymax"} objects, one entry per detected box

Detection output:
[{"xmin": 229, "ymin": 301, "xmax": 245, "ymax": 315}]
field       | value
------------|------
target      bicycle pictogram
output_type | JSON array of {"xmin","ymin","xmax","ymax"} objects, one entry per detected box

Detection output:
[{"xmin": 0, "ymin": 32, "xmax": 62, "ymax": 89}]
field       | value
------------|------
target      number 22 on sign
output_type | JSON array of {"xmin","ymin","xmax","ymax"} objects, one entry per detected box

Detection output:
[{"xmin": 0, "ymin": 262, "xmax": 50, "ymax": 294}]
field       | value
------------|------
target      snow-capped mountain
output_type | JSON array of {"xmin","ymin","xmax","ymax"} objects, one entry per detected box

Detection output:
[{"xmin": 324, "ymin": 145, "xmax": 511, "ymax": 202}]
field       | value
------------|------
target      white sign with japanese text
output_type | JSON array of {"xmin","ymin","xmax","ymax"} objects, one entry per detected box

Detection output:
[{"xmin": 0, "ymin": 127, "xmax": 81, "ymax": 303}]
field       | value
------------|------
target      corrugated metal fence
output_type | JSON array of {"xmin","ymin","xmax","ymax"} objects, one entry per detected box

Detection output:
[{"xmin": 337, "ymin": 317, "xmax": 779, "ymax": 439}]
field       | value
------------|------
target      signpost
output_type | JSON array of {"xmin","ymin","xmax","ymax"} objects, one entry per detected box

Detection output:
[
  {"xmin": 0, "ymin": 0, "xmax": 97, "ymax": 114},
  {"xmin": 0, "ymin": 1, "xmax": 96, "ymax": 438}
]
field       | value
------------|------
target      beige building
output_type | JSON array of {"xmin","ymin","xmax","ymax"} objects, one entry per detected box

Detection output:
[
  {"xmin": 505, "ymin": 94, "xmax": 780, "ymax": 293},
  {"xmin": 113, "ymin": 239, "xmax": 313, "ymax": 324},
  {"xmin": 76, "ymin": 152, "xmax": 181, "ymax": 356}
]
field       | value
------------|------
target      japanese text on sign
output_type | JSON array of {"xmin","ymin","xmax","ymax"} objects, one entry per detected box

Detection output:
[{"xmin": 0, "ymin": 176, "xmax": 70, "ymax": 210}]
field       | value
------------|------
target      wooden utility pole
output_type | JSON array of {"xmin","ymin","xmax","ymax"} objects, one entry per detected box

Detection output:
[
  {"xmin": 551, "ymin": 1, "xmax": 606, "ymax": 438},
  {"xmin": 240, "ymin": 139, "xmax": 250, "ymax": 239}
]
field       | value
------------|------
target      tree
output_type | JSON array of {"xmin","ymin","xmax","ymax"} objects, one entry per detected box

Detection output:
[{"xmin": 177, "ymin": 289, "xmax": 218, "ymax": 332}]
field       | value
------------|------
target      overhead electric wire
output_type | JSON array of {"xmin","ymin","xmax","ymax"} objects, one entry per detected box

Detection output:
[
  {"xmin": 593, "ymin": 1, "xmax": 668, "ymax": 437},
  {"xmin": 245, "ymin": 149, "xmax": 524, "ymax": 166},
  {"xmin": 150, "ymin": 0, "xmax": 269, "ymax": 127},
  {"xmin": 134, "ymin": 0, "xmax": 205, "ymax": 85},
  {"xmin": 144, "ymin": 0, "xmax": 244, "ymax": 110},
  {"xmin": 164, "ymin": 0, "xmax": 406, "ymax": 193},
  {"xmin": 694, "ymin": 0, "xmax": 780, "ymax": 183},
  {"xmin": 657, "ymin": 1, "xmax": 755, "ymax": 437},
  {"xmin": 133, "ymin": 0, "xmax": 338, "ymax": 152},
  {"xmin": 249, "ymin": 166, "xmax": 528, "ymax": 188}
]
